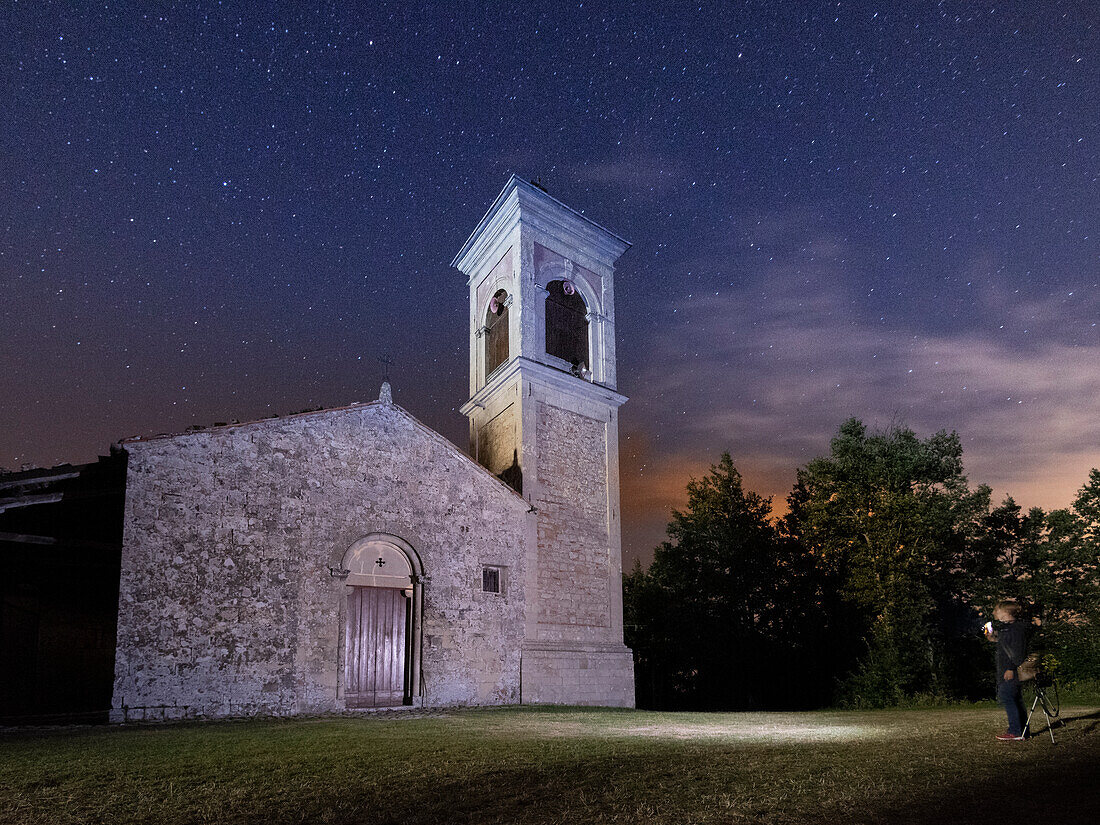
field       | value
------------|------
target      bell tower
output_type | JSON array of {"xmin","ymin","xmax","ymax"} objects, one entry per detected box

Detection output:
[{"xmin": 454, "ymin": 176, "xmax": 635, "ymax": 707}]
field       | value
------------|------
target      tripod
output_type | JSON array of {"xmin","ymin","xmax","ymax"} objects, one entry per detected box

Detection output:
[{"xmin": 1023, "ymin": 677, "xmax": 1061, "ymax": 744}]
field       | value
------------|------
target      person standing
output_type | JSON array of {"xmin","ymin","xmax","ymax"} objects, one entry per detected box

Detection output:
[{"xmin": 985, "ymin": 600, "xmax": 1028, "ymax": 741}]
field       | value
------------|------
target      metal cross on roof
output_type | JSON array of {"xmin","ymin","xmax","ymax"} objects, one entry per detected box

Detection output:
[{"xmin": 377, "ymin": 354, "xmax": 394, "ymax": 382}]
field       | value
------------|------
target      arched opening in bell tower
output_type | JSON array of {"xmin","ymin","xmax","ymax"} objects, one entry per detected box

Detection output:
[
  {"xmin": 545, "ymin": 279, "xmax": 589, "ymax": 369},
  {"xmin": 484, "ymin": 288, "xmax": 510, "ymax": 377}
]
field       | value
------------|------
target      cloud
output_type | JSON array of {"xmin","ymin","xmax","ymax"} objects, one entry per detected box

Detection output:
[
  {"xmin": 618, "ymin": 219, "xmax": 1100, "ymax": 564},
  {"xmin": 567, "ymin": 151, "xmax": 689, "ymax": 198}
]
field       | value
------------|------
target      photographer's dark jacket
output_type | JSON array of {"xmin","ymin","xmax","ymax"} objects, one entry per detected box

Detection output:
[{"xmin": 995, "ymin": 621, "xmax": 1027, "ymax": 683}]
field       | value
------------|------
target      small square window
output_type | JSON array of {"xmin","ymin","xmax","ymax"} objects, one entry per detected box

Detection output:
[{"xmin": 482, "ymin": 566, "xmax": 501, "ymax": 594}]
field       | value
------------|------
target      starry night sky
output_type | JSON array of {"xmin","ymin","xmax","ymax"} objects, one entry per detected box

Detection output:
[{"xmin": 3, "ymin": 2, "xmax": 1097, "ymax": 566}]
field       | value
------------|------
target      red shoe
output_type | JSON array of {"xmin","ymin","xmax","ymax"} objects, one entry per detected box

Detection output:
[{"xmin": 995, "ymin": 732, "xmax": 1025, "ymax": 741}]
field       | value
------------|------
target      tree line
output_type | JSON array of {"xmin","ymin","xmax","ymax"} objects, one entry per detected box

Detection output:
[{"xmin": 623, "ymin": 419, "xmax": 1100, "ymax": 709}]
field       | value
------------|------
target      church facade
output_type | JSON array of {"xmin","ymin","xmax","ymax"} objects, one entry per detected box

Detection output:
[{"xmin": 110, "ymin": 177, "xmax": 635, "ymax": 719}]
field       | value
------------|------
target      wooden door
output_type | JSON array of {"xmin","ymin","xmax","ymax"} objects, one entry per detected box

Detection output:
[{"xmin": 345, "ymin": 587, "xmax": 407, "ymax": 708}]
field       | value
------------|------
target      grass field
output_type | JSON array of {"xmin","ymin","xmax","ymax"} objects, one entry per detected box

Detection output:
[{"xmin": 2, "ymin": 705, "xmax": 1098, "ymax": 824}]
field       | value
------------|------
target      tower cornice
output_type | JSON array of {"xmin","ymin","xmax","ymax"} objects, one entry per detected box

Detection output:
[
  {"xmin": 460, "ymin": 356, "xmax": 627, "ymax": 419},
  {"xmin": 452, "ymin": 175, "xmax": 631, "ymax": 280}
]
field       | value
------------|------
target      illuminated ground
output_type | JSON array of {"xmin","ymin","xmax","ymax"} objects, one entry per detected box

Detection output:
[{"xmin": 2, "ymin": 706, "xmax": 1098, "ymax": 824}]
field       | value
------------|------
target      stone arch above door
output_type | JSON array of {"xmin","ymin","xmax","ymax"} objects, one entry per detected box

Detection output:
[{"xmin": 340, "ymin": 533, "xmax": 423, "ymax": 590}]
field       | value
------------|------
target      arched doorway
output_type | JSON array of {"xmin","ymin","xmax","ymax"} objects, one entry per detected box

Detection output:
[{"xmin": 340, "ymin": 535, "xmax": 422, "ymax": 708}]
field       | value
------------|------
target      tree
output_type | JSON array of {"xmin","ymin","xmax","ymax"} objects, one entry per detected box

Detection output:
[
  {"xmin": 785, "ymin": 419, "xmax": 989, "ymax": 705},
  {"xmin": 624, "ymin": 454, "xmax": 820, "ymax": 709},
  {"xmin": 625, "ymin": 435, "xmax": 1100, "ymax": 709},
  {"xmin": 977, "ymin": 471, "xmax": 1100, "ymax": 684},
  {"xmin": 1055, "ymin": 470, "xmax": 1100, "ymax": 681}
]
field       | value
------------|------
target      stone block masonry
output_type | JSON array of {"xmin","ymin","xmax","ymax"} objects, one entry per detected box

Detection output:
[
  {"xmin": 111, "ymin": 399, "xmax": 530, "ymax": 720},
  {"xmin": 476, "ymin": 402, "xmax": 518, "ymax": 479},
  {"xmin": 534, "ymin": 401, "xmax": 610, "ymax": 632},
  {"xmin": 520, "ymin": 643, "xmax": 635, "ymax": 707},
  {"xmin": 521, "ymin": 395, "xmax": 636, "ymax": 708}
]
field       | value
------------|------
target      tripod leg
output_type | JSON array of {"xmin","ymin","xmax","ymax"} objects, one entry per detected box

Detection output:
[
  {"xmin": 1040, "ymin": 689, "xmax": 1056, "ymax": 744},
  {"xmin": 1024, "ymin": 692, "xmax": 1040, "ymax": 735}
]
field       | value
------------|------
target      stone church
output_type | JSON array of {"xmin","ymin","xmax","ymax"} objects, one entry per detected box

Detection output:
[{"xmin": 108, "ymin": 176, "xmax": 636, "ymax": 719}]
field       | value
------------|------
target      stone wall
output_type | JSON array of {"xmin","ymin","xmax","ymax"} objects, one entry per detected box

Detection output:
[
  {"xmin": 476, "ymin": 402, "xmax": 518, "ymax": 478},
  {"xmin": 520, "ymin": 644, "xmax": 635, "ymax": 707},
  {"xmin": 534, "ymin": 401, "xmax": 610, "ymax": 634},
  {"xmin": 523, "ymin": 396, "xmax": 636, "ymax": 708},
  {"xmin": 111, "ymin": 399, "xmax": 530, "ymax": 720}
]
